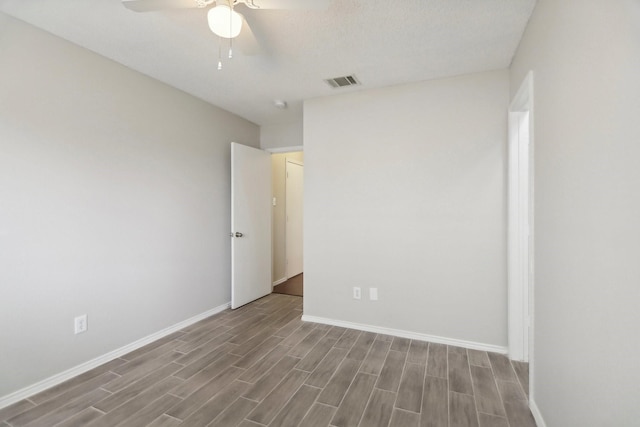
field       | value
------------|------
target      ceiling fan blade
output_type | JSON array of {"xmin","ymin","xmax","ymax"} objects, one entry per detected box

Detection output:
[
  {"xmin": 240, "ymin": 0, "xmax": 331, "ymax": 10},
  {"xmin": 121, "ymin": 0, "xmax": 202, "ymax": 12},
  {"xmin": 236, "ymin": 15, "xmax": 262, "ymax": 55}
]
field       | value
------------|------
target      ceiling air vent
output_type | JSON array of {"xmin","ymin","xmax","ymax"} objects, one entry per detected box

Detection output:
[{"xmin": 324, "ymin": 74, "xmax": 360, "ymax": 89}]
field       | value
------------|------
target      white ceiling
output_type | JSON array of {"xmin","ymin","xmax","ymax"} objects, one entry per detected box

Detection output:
[{"xmin": 0, "ymin": 0, "xmax": 536, "ymax": 126}]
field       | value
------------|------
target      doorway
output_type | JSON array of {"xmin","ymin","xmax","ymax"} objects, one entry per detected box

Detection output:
[{"xmin": 270, "ymin": 151, "xmax": 304, "ymax": 297}]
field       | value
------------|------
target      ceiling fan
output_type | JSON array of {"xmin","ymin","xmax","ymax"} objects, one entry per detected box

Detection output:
[{"xmin": 121, "ymin": 0, "xmax": 331, "ymax": 68}]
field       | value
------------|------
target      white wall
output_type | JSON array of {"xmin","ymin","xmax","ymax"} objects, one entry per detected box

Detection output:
[
  {"xmin": 260, "ymin": 122, "xmax": 303, "ymax": 150},
  {"xmin": 0, "ymin": 14, "xmax": 259, "ymax": 398},
  {"xmin": 304, "ymin": 70, "xmax": 509, "ymax": 348},
  {"xmin": 510, "ymin": 1, "xmax": 640, "ymax": 425}
]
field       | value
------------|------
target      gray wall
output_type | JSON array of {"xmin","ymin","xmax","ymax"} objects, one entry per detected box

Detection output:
[
  {"xmin": 0, "ymin": 14, "xmax": 259, "ymax": 397},
  {"xmin": 303, "ymin": 70, "xmax": 509, "ymax": 347},
  {"xmin": 271, "ymin": 152, "xmax": 304, "ymax": 283},
  {"xmin": 510, "ymin": 0, "xmax": 640, "ymax": 425}
]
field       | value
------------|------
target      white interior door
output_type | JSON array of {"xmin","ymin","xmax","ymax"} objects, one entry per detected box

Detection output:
[
  {"xmin": 286, "ymin": 160, "xmax": 304, "ymax": 278},
  {"xmin": 231, "ymin": 142, "xmax": 272, "ymax": 309}
]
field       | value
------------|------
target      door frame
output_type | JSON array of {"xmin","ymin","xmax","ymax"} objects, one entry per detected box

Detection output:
[
  {"xmin": 285, "ymin": 159, "xmax": 304, "ymax": 279},
  {"xmin": 508, "ymin": 71, "xmax": 535, "ymax": 373},
  {"xmin": 268, "ymin": 146, "xmax": 304, "ymax": 153},
  {"xmin": 265, "ymin": 146, "xmax": 303, "ymax": 288}
]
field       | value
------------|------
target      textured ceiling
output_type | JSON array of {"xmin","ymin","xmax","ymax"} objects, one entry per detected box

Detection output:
[{"xmin": 0, "ymin": 0, "xmax": 536, "ymax": 126}]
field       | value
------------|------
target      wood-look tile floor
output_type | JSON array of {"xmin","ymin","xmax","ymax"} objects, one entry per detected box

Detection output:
[{"xmin": 0, "ymin": 294, "xmax": 536, "ymax": 427}]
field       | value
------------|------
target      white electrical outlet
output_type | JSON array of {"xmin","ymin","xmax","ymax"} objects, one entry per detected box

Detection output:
[
  {"xmin": 74, "ymin": 314, "xmax": 88, "ymax": 334},
  {"xmin": 369, "ymin": 288, "xmax": 378, "ymax": 301},
  {"xmin": 353, "ymin": 287, "xmax": 361, "ymax": 300}
]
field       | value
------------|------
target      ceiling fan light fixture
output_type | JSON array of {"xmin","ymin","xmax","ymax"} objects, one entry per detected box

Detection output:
[{"xmin": 208, "ymin": 4, "xmax": 243, "ymax": 38}]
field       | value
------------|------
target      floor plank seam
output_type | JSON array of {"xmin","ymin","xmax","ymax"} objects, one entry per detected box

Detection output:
[
  {"xmin": 466, "ymin": 348, "xmax": 482, "ymax": 427},
  {"xmin": 90, "ymin": 406, "xmax": 106, "ymax": 415},
  {"xmin": 390, "ymin": 348, "xmax": 410, "ymax": 412},
  {"xmin": 446, "ymin": 345, "xmax": 452, "ymax": 427}
]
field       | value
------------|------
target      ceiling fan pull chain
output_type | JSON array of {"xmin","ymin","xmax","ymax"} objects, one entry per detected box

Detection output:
[
  {"xmin": 228, "ymin": 2, "xmax": 234, "ymax": 59},
  {"xmin": 218, "ymin": 36, "xmax": 223, "ymax": 70}
]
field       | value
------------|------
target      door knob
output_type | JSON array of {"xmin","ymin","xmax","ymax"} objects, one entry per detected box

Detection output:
[{"xmin": 234, "ymin": 232, "xmax": 243, "ymax": 237}]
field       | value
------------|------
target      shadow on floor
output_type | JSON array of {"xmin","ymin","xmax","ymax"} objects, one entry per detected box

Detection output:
[{"xmin": 272, "ymin": 273, "xmax": 303, "ymax": 297}]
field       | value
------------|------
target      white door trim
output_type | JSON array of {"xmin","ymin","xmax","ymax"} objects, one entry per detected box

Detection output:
[
  {"xmin": 266, "ymin": 145, "xmax": 304, "ymax": 154},
  {"xmin": 285, "ymin": 159, "xmax": 304, "ymax": 278},
  {"xmin": 508, "ymin": 71, "xmax": 535, "ymax": 368}
]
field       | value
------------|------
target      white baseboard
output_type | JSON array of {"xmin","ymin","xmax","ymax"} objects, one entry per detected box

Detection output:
[
  {"xmin": 0, "ymin": 302, "xmax": 230, "ymax": 410},
  {"xmin": 301, "ymin": 315, "xmax": 508, "ymax": 354},
  {"xmin": 265, "ymin": 146, "xmax": 303, "ymax": 154},
  {"xmin": 272, "ymin": 277, "xmax": 288, "ymax": 287},
  {"xmin": 529, "ymin": 399, "xmax": 547, "ymax": 427}
]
